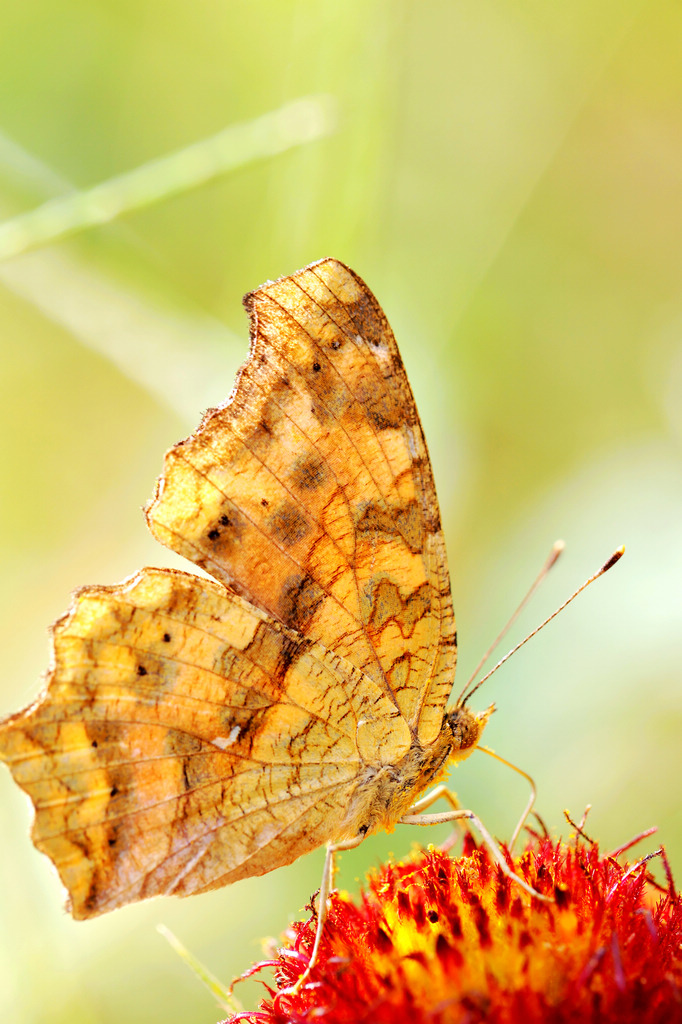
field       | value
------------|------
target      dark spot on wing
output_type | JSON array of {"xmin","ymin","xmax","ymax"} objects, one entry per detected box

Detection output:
[
  {"xmin": 355, "ymin": 378, "xmax": 410, "ymax": 430},
  {"xmin": 181, "ymin": 750, "xmax": 228, "ymax": 791},
  {"xmin": 274, "ymin": 633, "xmax": 306, "ymax": 682},
  {"xmin": 84, "ymin": 722, "xmax": 111, "ymax": 750},
  {"xmin": 83, "ymin": 880, "xmax": 99, "ymax": 914},
  {"xmin": 249, "ymin": 405, "xmax": 281, "ymax": 457},
  {"xmin": 344, "ymin": 294, "xmax": 385, "ymax": 349},
  {"xmin": 238, "ymin": 623, "xmax": 308, "ymax": 690},
  {"xmin": 299, "ymin": 358, "xmax": 351, "ymax": 419},
  {"xmin": 164, "ymin": 731, "xmax": 204, "ymax": 757},
  {"xmin": 356, "ymin": 500, "xmax": 422, "ymax": 554},
  {"xmin": 367, "ymin": 578, "xmax": 432, "ymax": 637},
  {"xmin": 269, "ymin": 502, "xmax": 311, "ymax": 546},
  {"xmin": 291, "ymin": 453, "xmax": 327, "ymax": 491},
  {"xmin": 215, "ymin": 706, "xmax": 272, "ymax": 759},
  {"xmin": 369, "ymin": 398, "xmax": 405, "ymax": 431},
  {"xmin": 279, "ymin": 572, "xmax": 325, "ymax": 631},
  {"xmin": 206, "ymin": 506, "xmax": 245, "ymax": 549},
  {"xmin": 310, "ymin": 400, "xmax": 330, "ymax": 424},
  {"xmin": 356, "ymin": 501, "xmax": 394, "ymax": 538},
  {"xmin": 105, "ymin": 821, "xmax": 123, "ymax": 855},
  {"xmin": 394, "ymin": 502, "xmax": 423, "ymax": 552}
]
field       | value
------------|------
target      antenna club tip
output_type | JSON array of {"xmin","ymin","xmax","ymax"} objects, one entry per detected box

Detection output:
[
  {"xmin": 553, "ymin": 539, "xmax": 566, "ymax": 553},
  {"xmin": 602, "ymin": 546, "xmax": 625, "ymax": 573}
]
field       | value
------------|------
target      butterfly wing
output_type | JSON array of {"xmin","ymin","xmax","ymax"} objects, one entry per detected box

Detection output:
[
  {"xmin": 0, "ymin": 258, "xmax": 453, "ymax": 916},
  {"xmin": 0, "ymin": 568, "xmax": 409, "ymax": 917},
  {"xmin": 148, "ymin": 258, "xmax": 456, "ymax": 743}
]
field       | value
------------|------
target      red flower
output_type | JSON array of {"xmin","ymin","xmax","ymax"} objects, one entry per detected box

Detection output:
[{"xmin": 226, "ymin": 834, "xmax": 682, "ymax": 1024}]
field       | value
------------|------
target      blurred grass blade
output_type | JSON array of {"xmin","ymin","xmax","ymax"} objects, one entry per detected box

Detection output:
[
  {"xmin": 0, "ymin": 245, "xmax": 243, "ymax": 421},
  {"xmin": 0, "ymin": 131, "xmax": 245, "ymax": 420},
  {"xmin": 0, "ymin": 94, "xmax": 336, "ymax": 259},
  {"xmin": 157, "ymin": 924, "xmax": 242, "ymax": 1015},
  {"xmin": 0, "ymin": 130, "xmax": 72, "ymax": 198}
]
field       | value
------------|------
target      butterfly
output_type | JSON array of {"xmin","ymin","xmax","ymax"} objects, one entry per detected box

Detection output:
[{"xmin": 0, "ymin": 259, "xmax": 541, "ymax": 971}]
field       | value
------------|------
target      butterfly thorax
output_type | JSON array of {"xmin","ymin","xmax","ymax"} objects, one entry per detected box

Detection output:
[{"xmin": 338, "ymin": 703, "xmax": 494, "ymax": 841}]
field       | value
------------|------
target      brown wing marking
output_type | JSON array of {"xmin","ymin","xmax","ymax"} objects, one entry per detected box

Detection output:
[
  {"xmin": 0, "ymin": 568, "xmax": 410, "ymax": 917},
  {"xmin": 146, "ymin": 259, "xmax": 456, "ymax": 742},
  {"xmin": 302, "ymin": 261, "xmax": 457, "ymax": 742}
]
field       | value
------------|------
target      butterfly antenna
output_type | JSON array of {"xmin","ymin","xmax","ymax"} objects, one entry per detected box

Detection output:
[
  {"xmin": 461, "ymin": 545, "xmax": 624, "ymax": 707},
  {"xmin": 456, "ymin": 540, "xmax": 565, "ymax": 706}
]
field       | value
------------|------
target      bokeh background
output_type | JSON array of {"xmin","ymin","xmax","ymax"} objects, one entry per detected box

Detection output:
[{"xmin": 1, "ymin": 2, "xmax": 681, "ymax": 1021}]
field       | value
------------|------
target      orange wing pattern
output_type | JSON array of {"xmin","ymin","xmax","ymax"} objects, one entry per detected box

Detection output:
[
  {"xmin": 148, "ymin": 260, "xmax": 456, "ymax": 743},
  {"xmin": 0, "ymin": 569, "xmax": 410, "ymax": 917},
  {"xmin": 0, "ymin": 258, "xmax": 457, "ymax": 917}
]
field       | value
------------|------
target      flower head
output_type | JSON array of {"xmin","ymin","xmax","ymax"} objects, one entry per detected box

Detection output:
[{"xmin": 227, "ymin": 833, "xmax": 682, "ymax": 1024}]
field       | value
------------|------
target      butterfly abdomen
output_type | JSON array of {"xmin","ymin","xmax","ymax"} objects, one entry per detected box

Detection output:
[{"xmin": 339, "ymin": 711, "xmax": 489, "ymax": 840}]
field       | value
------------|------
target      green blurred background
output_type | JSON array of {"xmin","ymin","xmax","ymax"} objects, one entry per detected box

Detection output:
[{"xmin": 0, "ymin": 2, "xmax": 680, "ymax": 1021}]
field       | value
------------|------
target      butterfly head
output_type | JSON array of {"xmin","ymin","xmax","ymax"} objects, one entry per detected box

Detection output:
[{"xmin": 443, "ymin": 702, "xmax": 495, "ymax": 766}]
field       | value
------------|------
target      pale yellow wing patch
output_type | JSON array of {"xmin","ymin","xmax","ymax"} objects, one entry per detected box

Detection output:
[
  {"xmin": 0, "ymin": 568, "xmax": 409, "ymax": 918},
  {"xmin": 147, "ymin": 259, "xmax": 456, "ymax": 742}
]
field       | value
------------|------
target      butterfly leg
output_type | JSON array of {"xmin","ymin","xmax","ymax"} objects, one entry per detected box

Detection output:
[
  {"xmin": 399, "ymin": 806, "xmax": 551, "ymax": 902},
  {"xmin": 281, "ymin": 833, "xmax": 366, "ymax": 997},
  {"xmin": 405, "ymin": 784, "xmax": 465, "ymax": 852}
]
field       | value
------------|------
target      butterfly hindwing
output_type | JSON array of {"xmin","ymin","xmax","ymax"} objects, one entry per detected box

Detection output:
[{"xmin": 0, "ymin": 568, "xmax": 410, "ymax": 917}]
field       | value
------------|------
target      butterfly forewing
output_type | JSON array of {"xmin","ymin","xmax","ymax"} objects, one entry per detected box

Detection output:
[{"xmin": 147, "ymin": 259, "xmax": 457, "ymax": 741}]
